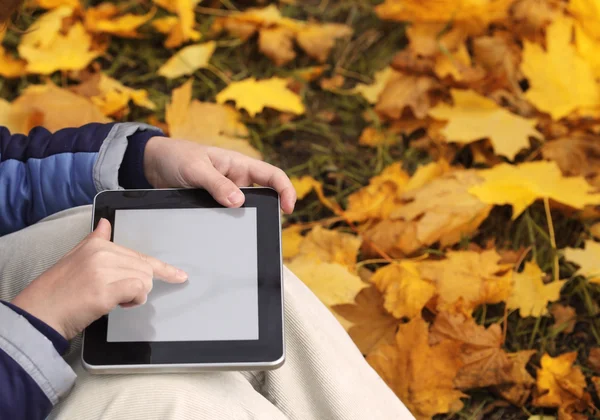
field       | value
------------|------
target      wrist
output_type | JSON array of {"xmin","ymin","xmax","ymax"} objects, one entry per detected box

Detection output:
[
  {"xmin": 10, "ymin": 295, "xmax": 70, "ymax": 341},
  {"xmin": 143, "ymin": 136, "xmax": 166, "ymax": 188}
]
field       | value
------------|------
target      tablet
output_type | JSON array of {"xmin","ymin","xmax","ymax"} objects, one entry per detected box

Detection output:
[{"xmin": 82, "ymin": 187, "xmax": 284, "ymax": 373}]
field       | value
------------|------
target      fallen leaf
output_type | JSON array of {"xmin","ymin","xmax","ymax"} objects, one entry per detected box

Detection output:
[
  {"xmin": 295, "ymin": 225, "xmax": 362, "ymax": 270},
  {"xmin": 319, "ymin": 74, "xmax": 345, "ymax": 91},
  {"xmin": 19, "ymin": 6, "xmax": 74, "ymax": 49},
  {"xmin": 433, "ymin": 43, "xmax": 483, "ymax": 82},
  {"xmin": 0, "ymin": 47, "xmax": 26, "ymax": 78},
  {"xmin": 570, "ymin": 0, "xmax": 600, "ymax": 39},
  {"xmin": 295, "ymin": 23, "xmax": 353, "ymax": 62},
  {"xmin": 406, "ymin": 22, "xmax": 467, "ymax": 57},
  {"xmin": 375, "ymin": 71, "xmax": 439, "ymax": 119},
  {"xmin": 375, "ymin": 0, "xmax": 514, "ymax": 34},
  {"xmin": 152, "ymin": 0, "xmax": 201, "ymax": 48},
  {"xmin": 0, "ymin": 99, "xmax": 42, "ymax": 135},
  {"xmin": 84, "ymin": 3, "xmax": 155, "ymax": 38},
  {"xmin": 215, "ymin": 77, "xmax": 305, "ymax": 117},
  {"xmin": 291, "ymin": 175, "xmax": 322, "ymax": 200},
  {"xmin": 367, "ymin": 317, "xmax": 465, "ymax": 420},
  {"xmin": 362, "ymin": 171, "xmax": 491, "ymax": 257},
  {"xmin": 533, "ymin": 352, "xmax": 589, "ymax": 413},
  {"xmin": 428, "ymin": 89, "xmax": 541, "ymax": 160},
  {"xmin": 550, "ymin": 304, "xmax": 577, "ymax": 334},
  {"xmin": 417, "ymin": 249, "xmax": 513, "ymax": 313},
  {"xmin": 542, "ymin": 136, "xmax": 600, "ymax": 190},
  {"xmin": 11, "ymin": 83, "xmax": 110, "ymax": 133},
  {"xmin": 166, "ymin": 80, "xmax": 260, "ymax": 159},
  {"xmin": 345, "ymin": 162, "xmax": 409, "ymax": 222},
  {"xmin": 287, "ymin": 256, "xmax": 368, "ymax": 328},
  {"xmin": 494, "ymin": 350, "xmax": 538, "ymax": 406},
  {"xmin": 471, "ymin": 31, "xmax": 521, "ymax": 89},
  {"xmin": 258, "ymin": 27, "xmax": 296, "ymax": 66},
  {"xmin": 19, "ymin": 22, "xmax": 101, "ymax": 75},
  {"xmin": 520, "ymin": 15, "xmax": 600, "ymax": 120},
  {"xmin": 588, "ymin": 348, "xmax": 600, "ymax": 374},
  {"xmin": 358, "ymin": 127, "xmax": 397, "ymax": 147},
  {"xmin": 370, "ymin": 261, "xmax": 436, "ymax": 319},
  {"xmin": 430, "ymin": 312, "xmax": 513, "ymax": 389},
  {"xmin": 282, "ymin": 224, "xmax": 304, "ymax": 260},
  {"xmin": 352, "ymin": 66, "xmax": 395, "ymax": 104},
  {"xmin": 468, "ymin": 161, "xmax": 600, "ymax": 219},
  {"xmin": 332, "ymin": 286, "xmax": 399, "ymax": 355},
  {"xmin": 34, "ymin": 0, "xmax": 79, "ymax": 8},
  {"xmin": 507, "ymin": 262, "xmax": 565, "ymax": 318},
  {"xmin": 564, "ymin": 240, "xmax": 600, "ymax": 284},
  {"xmin": 71, "ymin": 73, "xmax": 155, "ymax": 117},
  {"xmin": 158, "ymin": 42, "xmax": 216, "ymax": 79}
]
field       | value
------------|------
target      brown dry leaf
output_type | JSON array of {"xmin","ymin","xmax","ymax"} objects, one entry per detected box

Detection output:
[
  {"xmin": 417, "ymin": 249, "xmax": 513, "ymax": 314},
  {"xmin": 166, "ymin": 80, "xmax": 260, "ymax": 159},
  {"xmin": 84, "ymin": 3, "xmax": 155, "ymax": 38},
  {"xmin": 588, "ymin": 348, "xmax": 600, "ymax": 373},
  {"xmin": 319, "ymin": 74, "xmax": 345, "ymax": 91},
  {"xmin": 430, "ymin": 312, "xmax": 512, "ymax": 389},
  {"xmin": 406, "ymin": 22, "xmax": 467, "ymax": 57},
  {"xmin": 472, "ymin": 31, "xmax": 522, "ymax": 90},
  {"xmin": 332, "ymin": 286, "xmax": 399, "ymax": 355},
  {"xmin": 10, "ymin": 83, "xmax": 110, "ymax": 133},
  {"xmin": 370, "ymin": 261, "xmax": 436, "ymax": 319},
  {"xmin": 375, "ymin": 71, "xmax": 439, "ymax": 119},
  {"xmin": 433, "ymin": 43, "xmax": 485, "ymax": 83},
  {"xmin": 362, "ymin": 171, "xmax": 492, "ymax": 257},
  {"xmin": 550, "ymin": 304, "xmax": 577, "ymax": 334},
  {"xmin": 258, "ymin": 27, "xmax": 296, "ymax": 66},
  {"xmin": 507, "ymin": 262, "xmax": 565, "ymax": 318},
  {"xmin": 533, "ymin": 352, "xmax": 590, "ymax": 415},
  {"xmin": 367, "ymin": 317, "xmax": 465, "ymax": 420},
  {"xmin": 494, "ymin": 349, "xmax": 537, "ymax": 406},
  {"xmin": 295, "ymin": 23, "xmax": 353, "ymax": 62},
  {"xmin": 511, "ymin": 0, "xmax": 556, "ymax": 35},
  {"xmin": 542, "ymin": 136, "xmax": 600, "ymax": 189}
]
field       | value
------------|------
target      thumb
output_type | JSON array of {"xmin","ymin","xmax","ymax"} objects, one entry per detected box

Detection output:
[
  {"xmin": 202, "ymin": 166, "xmax": 245, "ymax": 208},
  {"xmin": 90, "ymin": 218, "xmax": 112, "ymax": 240}
]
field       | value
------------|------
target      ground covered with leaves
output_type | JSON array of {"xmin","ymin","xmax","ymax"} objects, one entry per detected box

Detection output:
[{"xmin": 5, "ymin": 0, "xmax": 600, "ymax": 419}]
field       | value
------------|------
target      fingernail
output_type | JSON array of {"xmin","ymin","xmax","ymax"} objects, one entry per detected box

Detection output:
[
  {"xmin": 227, "ymin": 190, "xmax": 244, "ymax": 205},
  {"xmin": 176, "ymin": 269, "xmax": 188, "ymax": 281}
]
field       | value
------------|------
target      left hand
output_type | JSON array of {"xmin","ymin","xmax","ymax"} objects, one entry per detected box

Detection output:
[{"xmin": 143, "ymin": 136, "xmax": 297, "ymax": 214}]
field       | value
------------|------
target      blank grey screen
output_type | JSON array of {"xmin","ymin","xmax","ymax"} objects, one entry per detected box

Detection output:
[{"xmin": 107, "ymin": 208, "xmax": 259, "ymax": 342}]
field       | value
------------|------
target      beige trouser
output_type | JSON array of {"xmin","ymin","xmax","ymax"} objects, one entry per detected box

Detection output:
[{"xmin": 0, "ymin": 206, "xmax": 414, "ymax": 420}]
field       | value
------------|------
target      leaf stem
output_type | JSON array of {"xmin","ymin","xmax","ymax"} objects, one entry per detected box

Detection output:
[{"xmin": 543, "ymin": 197, "xmax": 559, "ymax": 281}]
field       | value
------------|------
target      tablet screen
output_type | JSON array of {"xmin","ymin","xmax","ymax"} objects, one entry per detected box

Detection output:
[{"xmin": 106, "ymin": 207, "xmax": 259, "ymax": 342}]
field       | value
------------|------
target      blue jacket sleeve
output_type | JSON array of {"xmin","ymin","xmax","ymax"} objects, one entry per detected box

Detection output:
[
  {"xmin": 0, "ymin": 302, "xmax": 74, "ymax": 420},
  {"xmin": 0, "ymin": 122, "xmax": 160, "ymax": 236}
]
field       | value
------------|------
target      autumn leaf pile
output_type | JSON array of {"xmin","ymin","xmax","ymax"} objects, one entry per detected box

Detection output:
[{"xmin": 6, "ymin": 0, "xmax": 600, "ymax": 418}]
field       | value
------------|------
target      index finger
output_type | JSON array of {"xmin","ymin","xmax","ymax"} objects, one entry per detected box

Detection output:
[
  {"xmin": 108, "ymin": 242, "xmax": 188, "ymax": 284},
  {"xmin": 245, "ymin": 159, "xmax": 297, "ymax": 214}
]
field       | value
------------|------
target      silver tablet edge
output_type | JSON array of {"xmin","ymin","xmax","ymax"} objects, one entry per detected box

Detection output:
[{"xmin": 83, "ymin": 187, "xmax": 286, "ymax": 373}]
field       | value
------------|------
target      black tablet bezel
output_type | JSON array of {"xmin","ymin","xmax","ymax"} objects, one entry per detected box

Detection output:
[{"xmin": 82, "ymin": 187, "xmax": 283, "ymax": 367}]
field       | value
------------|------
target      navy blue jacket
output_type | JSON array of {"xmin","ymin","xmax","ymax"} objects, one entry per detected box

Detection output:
[{"xmin": 0, "ymin": 122, "xmax": 162, "ymax": 419}]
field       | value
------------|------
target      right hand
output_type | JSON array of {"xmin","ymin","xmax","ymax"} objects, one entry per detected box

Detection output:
[{"xmin": 11, "ymin": 218, "xmax": 187, "ymax": 340}]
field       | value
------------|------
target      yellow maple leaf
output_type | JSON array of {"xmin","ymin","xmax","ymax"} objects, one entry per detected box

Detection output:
[
  {"xmin": 564, "ymin": 240, "xmax": 600, "ymax": 284},
  {"xmin": 574, "ymin": 22, "xmax": 600, "ymax": 79},
  {"xmin": 71, "ymin": 73, "xmax": 155, "ymax": 117},
  {"xmin": 287, "ymin": 256, "xmax": 368, "ymax": 329},
  {"xmin": 19, "ymin": 23, "xmax": 101, "ymax": 75},
  {"xmin": 215, "ymin": 77, "xmax": 305, "ymax": 117},
  {"xmin": 0, "ymin": 47, "xmax": 26, "ymax": 78},
  {"xmin": 34, "ymin": 0, "xmax": 79, "ymax": 8},
  {"xmin": 367, "ymin": 317, "xmax": 465, "ymax": 419},
  {"xmin": 521, "ymin": 15, "xmax": 600, "ymax": 120},
  {"xmin": 417, "ymin": 249, "xmax": 513, "ymax": 314},
  {"xmin": 152, "ymin": 16, "xmax": 178, "ymax": 34},
  {"xmin": 570, "ymin": 0, "xmax": 600, "ymax": 39},
  {"xmin": 506, "ymin": 262, "xmax": 565, "ymax": 317},
  {"xmin": 295, "ymin": 225, "xmax": 362, "ymax": 270},
  {"xmin": 281, "ymin": 224, "xmax": 304, "ymax": 260},
  {"xmin": 84, "ymin": 3, "xmax": 155, "ymax": 38},
  {"xmin": 19, "ymin": 6, "xmax": 74, "ymax": 49},
  {"xmin": 158, "ymin": 42, "xmax": 216, "ymax": 79},
  {"xmin": 166, "ymin": 80, "xmax": 260, "ymax": 159},
  {"xmin": 534, "ymin": 352, "xmax": 589, "ymax": 409},
  {"xmin": 428, "ymin": 89, "xmax": 541, "ymax": 160},
  {"xmin": 332, "ymin": 286, "xmax": 399, "ymax": 355},
  {"xmin": 375, "ymin": 0, "xmax": 514, "ymax": 31},
  {"xmin": 361, "ymin": 171, "xmax": 491, "ymax": 257},
  {"xmin": 370, "ymin": 261, "xmax": 436, "ymax": 319},
  {"xmin": 290, "ymin": 175, "xmax": 321, "ymax": 200},
  {"xmin": 468, "ymin": 161, "xmax": 600, "ymax": 219},
  {"xmin": 152, "ymin": 0, "xmax": 201, "ymax": 48},
  {"xmin": 10, "ymin": 84, "xmax": 110, "ymax": 133},
  {"xmin": 352, "ymin": 67, "xmax": 395, "ymax": 104},
  {"xmin": 433, "ymin": 44, "xmax": 473, "ymax": 81}
]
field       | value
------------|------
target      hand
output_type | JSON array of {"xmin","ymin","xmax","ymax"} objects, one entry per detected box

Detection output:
[
  {"xmin": 143, "ymin": 137, "xmax": 297, "ymax": 214},
  {"xmin": 11, "ymin": 219, "xmax": 187, "ymax": 340}
]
